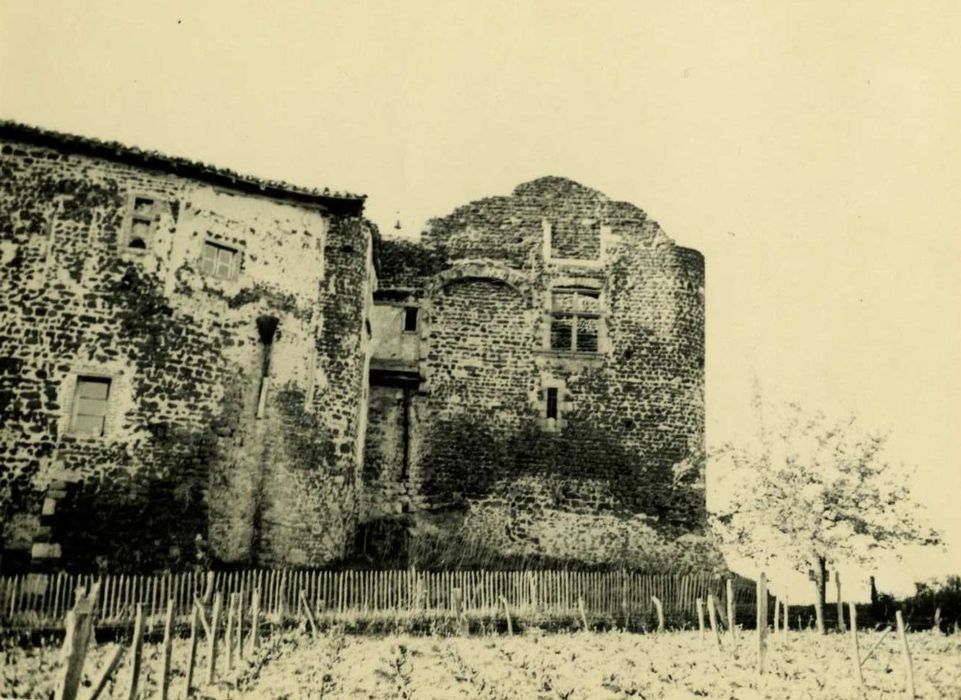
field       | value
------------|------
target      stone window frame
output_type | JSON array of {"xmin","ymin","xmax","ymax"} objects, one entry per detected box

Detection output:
[
  {"xmin": 120, "ymin": 192, "xmax": 165, "ymax": 253},
  {"xmin": 199, "ymin": 237, "xmax": 244, "ymax": 281},
  {"xmin": 64, "ymin": 371, "xmax": 115, "ymax": 438},
  {"xmin": 539, "ymin": 377, "xmax": 567, "ymax": 432},
  {"xmin": 545, "ymin": 283, "xmax": 608, "ymax": 355},
  {"xmin": 542, "ymin": 219, "xmax": 614, "ymax": 268}
]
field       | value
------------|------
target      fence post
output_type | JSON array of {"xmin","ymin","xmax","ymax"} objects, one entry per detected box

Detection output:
[
  {"xmin": 578, "ymin": 596, "xmax": 589, "ymax": 632},
  {"xmin": 499, "ymin": 595, "xmax": 513, "ymax": 635},
  {"xmin": 300, "ymin": 589, "xmax": 318, "ymax": 638},
  {"xmin": 696, "ymin": 598, "xmax": 705, "ymax": 642},
  {"xmin": 756, "ymin": 572, "xmax": 768, "ymax": 676},
  {"xmin": 87, "ymin": 645, "xmax": 125, "ymax": 700},
  {"xmin": 237, "ymin": 585, "xmax": 245, "ymax": 660},
  {"xmin": 836, "ymin": 571, "xmax": 846, "ymax": 633},
  {"xmin": 225, "ymin": 592, "xmax": 237, "ymax": 671},
  {"xmin": 651, "ymin": 596, "xmax": 665, "ymax": 632},
  {"xmin": 895, "ymin": 610, "xmax": 916, "ymax": 699},
  {"xmin": 206, "ymin": 592, "xmax": 222, "ymax": 685},
  {"xmin": 185, "ymin": 602, "xmax": 199, "ymax": 696},
  {"xmin": 54, "ymin": 583, "xmax": 100, "ymax": 700},
  {"xmin": 126, "ymin": 603, "xmax": 145, "ymax": 700},
  {"xmin": 849, "ymin": 602, "xmax": 863, "ymax": 691},
  {"xmin": 159, "ymin": 598, "xmax": 174, "ymax": 700},
  {"xmin": 726, "ymin": 578, "xmax": 736, "ymax": 649},
  {"xmin": 251, "ymin": 587, "xmax": 261, "ymax": 651},
  {"xmin": 706, "ymin": 593, "xmax": 722, "ymax": 649}
]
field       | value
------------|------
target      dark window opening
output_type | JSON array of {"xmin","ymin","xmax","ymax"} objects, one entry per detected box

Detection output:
[
  {"xmin": 71, "ymin": 376, "xmax": 111, "ymax": 436},
  {"xmin": 403, "ymin": 307, "xmax": 418, "ymax": 332},
  {"xmin": 545, "ymin": 387, "xmax": 559, "ymax": 420},
  {"xmin": 126, "ymin": 196, "xmax": 158, "ymax": 250}
]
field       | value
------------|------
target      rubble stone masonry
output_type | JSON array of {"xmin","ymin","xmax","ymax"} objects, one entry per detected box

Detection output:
[
  {"xmin": 0, "ymin": 123, "xmax": 373, "ymax": 572},
  {"xmin": 366, "ymin": 177, "xmax": 711, "ymax": 570},
  {"xmin": 0, "ymin": 121, "xmax": 713, "ymax": 574}
]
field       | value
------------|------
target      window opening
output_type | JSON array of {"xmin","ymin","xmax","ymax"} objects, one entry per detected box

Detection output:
[
  {"xmin": 403, "ymin": 307, "xmax": 418, "ymax": 332},
  {"xmin": 549, "ymin": 288, "xmax": 601, "ymax": 353},
  {"xmin": 201, "ymin": 241, "xmax": 241, "ymax": 280},
  {"xmin": 71, "ymin": 376, "xmax": 111, "ymax": 436},
  {"xmin": 545, "ymin": 387, "xmax": 559, "ymax": 420},
  {"xmin": 125, "ymin": 196, "xmax": 159, "ymax": 250}
]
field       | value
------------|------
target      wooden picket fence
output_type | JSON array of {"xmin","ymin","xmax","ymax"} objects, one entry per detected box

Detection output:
[{"xmin": 0, "ymin": 569, "xmax": 754, "ymax": 630}]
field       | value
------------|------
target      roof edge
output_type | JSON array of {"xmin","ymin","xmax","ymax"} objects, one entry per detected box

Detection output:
[{"xmin": 0, "ymin": 120, "xmax": 366, "ymax": 216}]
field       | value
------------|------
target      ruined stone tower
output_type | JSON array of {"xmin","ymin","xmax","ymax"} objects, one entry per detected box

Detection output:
[{"xmin": 363, "ymin": 177, "xmax": 709, "ymax": 568}]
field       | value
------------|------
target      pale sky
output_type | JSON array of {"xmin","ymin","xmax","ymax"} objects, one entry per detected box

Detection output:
[{"xmin": 2, "ymin": 1, "xmax": 959, "ymax": 586}]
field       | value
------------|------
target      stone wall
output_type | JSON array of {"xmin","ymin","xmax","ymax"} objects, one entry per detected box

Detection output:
[
  {"xmin": 366, "ymin": 177, "xmax": 710, "ymax": 570},
  {"xmin": 0, "ymin": 126, "xmax": 372, "ymax": 572}
]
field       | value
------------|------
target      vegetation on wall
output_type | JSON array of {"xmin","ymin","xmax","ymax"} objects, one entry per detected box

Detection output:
[
  {"xmin": 418, "ymin": 411, "xmax": 704, "ymax": 527},
  {"xmin": 53, "ymin": 423, "xmax": 218, "ymax": 573}
]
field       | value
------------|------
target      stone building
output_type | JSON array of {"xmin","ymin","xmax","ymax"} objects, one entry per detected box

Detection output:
[
  {"xmin": 0, "ymin": 121, "xmax": 711, "ymax": 574},
  {"xmin": 0, "ymin": 122, "xmax": 374, "ymax": 572},
  {"xmin": 363, "ymin": 177, "xmax": 709, "ymax": 569}
]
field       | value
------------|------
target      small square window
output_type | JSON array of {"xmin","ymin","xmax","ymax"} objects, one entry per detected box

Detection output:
[
  {"xmin": 70, "ymin": 377, "xmax": 111, "ymax": 436},
  {"xmin": 201, "ymin": 241, "xmax": 241, "ymax": 280},
  {"xmin": 403, "ymin": 307, "xmax": 418, "ymax": 333}
]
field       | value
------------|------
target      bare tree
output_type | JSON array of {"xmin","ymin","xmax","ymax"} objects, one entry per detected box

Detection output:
[{"xmin": 711, "ymin": 398, "xmax": 940, "ymax": 633}]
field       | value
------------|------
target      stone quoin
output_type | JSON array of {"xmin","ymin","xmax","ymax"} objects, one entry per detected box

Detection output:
[{"xmin": 0, "ymin": 121, "xmax": 712, "ymax": 573}]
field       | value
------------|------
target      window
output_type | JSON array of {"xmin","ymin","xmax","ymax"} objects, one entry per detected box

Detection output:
[
  {"xmin": 549, "ymin": 287, "xmax": 601, "ymax": 353},
  {"xmin": 201, "ymin": 241, "xmax": 241, "ymax": 280},
  {"xmin": 403, "ymin": 307, "xmax": 418, "ymax": 333},
  {"xmin": 123, "ymin": 195, "xmax": 160, "ymax": 251},
  {"xmin": 70, "ymin": 377, "xmax": 111, "ymax": 436},
  {"xmin": 545, "ymin": 387, "xmax": 559, "ymax": 420},
  {"xmin": 541, "ymin": 380, "xmax": 565, "ymax": 431}
]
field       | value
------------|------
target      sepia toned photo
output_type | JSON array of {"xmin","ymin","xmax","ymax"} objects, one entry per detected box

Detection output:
[{"xmin": 1, "ymin": 2, "xmax": 958, "ymax": 698}]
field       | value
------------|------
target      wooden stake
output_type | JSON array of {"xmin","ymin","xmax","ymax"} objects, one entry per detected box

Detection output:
[
  {"xmin": 126, "ymin": 603, "xmax": 145, "ymax": 700},
  {"xmin": 499, "ymin": 595, "xmax": 513, "ymax": 635},
  {"xmin": 87, "ymin": 644, "xmax": 125, "ymax": 700},
  {"xmin": 251, "ymin": 587, "xmax": 261, "ymax": 651},
  {"xmin": 185, "ymin": 602, "xmax": 199, "ymax": 696},
  {"xmin": 225, "ymin": 592, "xmax": 237, "ymax": 671},
  {"xmin": 55, "ymin": 583, "xmax": 100, "ymax": 700},
  {"xmin": 202, "ymin": 571, "xmax": 214, "ymax": 605},
  {"xmin": 237, "ymin": 585, "xmax": 245, "ymax": 659},
  {"xmin": 895, "ymin": 610, "xmax": 916, "ymax": 699},
  {"xmin": 836, "ymin": 571, "xmax": 846, "ymax": 632},
  {"xmin": 55, "ymin": 611, "xmax": 90, "ymax": 700},
  {"xmin": 578, "ymin": 596, "xmax": 589, "ymax": 632},
  {"xmin": 849, "ymin": 602, "xmax": 863, "ymax": 692},
  {"xmin": 706, "ymin": 593, "xmax": 722, "ymax": 649},
  {"xmin": 159, "ymin": 598, "xmax": 174, "ymax": 700},
  {"xmin": 774, "ymin": 596, "xmax": 781, "ymax": 636},
  {"xmin": 194, "ymin": 597, "xmax": 210, "ymax": 639},
  {"xmin": 756, "ymin": 572, "xmax": 767, "ymax": 676},
  {"xmin": 651, "ymin": 595, "xmax": 665, "ymax": 632},
  {"xmin": 206, "ymin": 592, "xmax": 222, "ymax": 685},
  {"xmin": 860, "ymin": 627, "xmax": 892, "ymax": 668},
  {"xmin": 299, "ymin": 589, "xmax": 318, "ymax": 637},
  {"xmin": 726, "ymin": 578, "xmax": 736, "ymax": 649},
  {"xmin": 696, "ymin": 598, "xmax": 705, "ymax": 641},
  {"xmin": 452, "ymin": 587, "xmax": 466, "ymax": 635}
]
